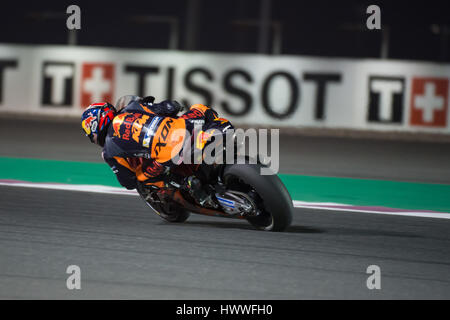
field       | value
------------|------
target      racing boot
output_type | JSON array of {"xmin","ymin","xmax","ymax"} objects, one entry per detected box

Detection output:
[{"xmin": 183, "ymin": 176, "xmax": 216, "ymax": 208}]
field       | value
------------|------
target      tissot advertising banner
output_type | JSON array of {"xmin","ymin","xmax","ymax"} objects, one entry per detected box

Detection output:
[{"xmin": 0, "ymin": 44, "xmax": 449, "ymax": 133}]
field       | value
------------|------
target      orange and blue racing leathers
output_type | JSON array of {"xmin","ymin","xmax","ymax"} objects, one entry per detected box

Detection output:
[{"xmin": 102, "ymin": 98, "xmax": 227, "ymax": 190}]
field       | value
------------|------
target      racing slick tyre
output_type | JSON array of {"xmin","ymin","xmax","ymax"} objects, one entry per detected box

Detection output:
[{"xmin": 222, "ymin": 162, "xmax": 293, "ymax": 231}]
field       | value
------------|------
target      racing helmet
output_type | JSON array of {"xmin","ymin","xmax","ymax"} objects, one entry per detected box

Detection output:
[{"xmin": 81, "ymin": 102, "xmax": 116, "ymax": 147}]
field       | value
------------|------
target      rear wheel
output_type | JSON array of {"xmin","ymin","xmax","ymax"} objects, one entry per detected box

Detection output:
[{"xmin": 223, "ymin": 163, "xmax": 293, "ymax": 231}]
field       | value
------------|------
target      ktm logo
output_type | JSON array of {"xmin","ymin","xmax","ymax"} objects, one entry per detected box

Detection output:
[{"xmin": 154, "ymin": 118, "xmax": 174, "ymax": 156}]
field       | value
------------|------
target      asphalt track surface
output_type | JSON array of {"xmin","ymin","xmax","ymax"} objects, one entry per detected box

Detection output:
[{"xmin": 1, "ymin": 117, "xmax": 450, "ymax": 299}]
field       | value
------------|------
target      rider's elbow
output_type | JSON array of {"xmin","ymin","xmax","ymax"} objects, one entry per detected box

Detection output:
[{"xmin": 119, "ymin": 177, "xmax": 137, "ymax": 190}]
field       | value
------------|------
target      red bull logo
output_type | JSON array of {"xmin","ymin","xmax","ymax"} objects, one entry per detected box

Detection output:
[{"xmin": 82, "ymin": 116, "xmax": 96, "ymax": 135}]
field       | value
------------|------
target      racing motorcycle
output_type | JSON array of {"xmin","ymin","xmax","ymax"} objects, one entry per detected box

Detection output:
[{"xmin": 117, "ymin": 96, "xmax": 293, "ymax": 232}]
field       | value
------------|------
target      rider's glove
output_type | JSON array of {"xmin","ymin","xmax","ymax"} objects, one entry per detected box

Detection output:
[{"xmin": 142, "ymin": 159, "xmax": 165, "ymax": 178}]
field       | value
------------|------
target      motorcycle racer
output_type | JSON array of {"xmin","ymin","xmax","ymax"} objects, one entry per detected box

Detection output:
[{"xmin": 81, "ymin": 96, "xmax": 233, "ymax": 206}]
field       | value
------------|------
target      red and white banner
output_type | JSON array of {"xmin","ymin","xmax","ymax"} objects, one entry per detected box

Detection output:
[
  {"xmin": 80, "ymin": 63, "xmax": 115, "ymax": 107},
  {"xmin": 0, "ymin": 44, "xmax": 450, "ymax": 134}
]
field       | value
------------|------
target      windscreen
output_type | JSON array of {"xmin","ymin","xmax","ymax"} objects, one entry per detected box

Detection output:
[{"xmin": 115, "ymin": 95, "xmax": 142, "ymax": 111}]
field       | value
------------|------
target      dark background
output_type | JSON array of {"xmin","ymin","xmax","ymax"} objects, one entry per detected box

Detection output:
[{"xmin": 1, "ymin": 0, "xmax": 449, "ymax": 62}]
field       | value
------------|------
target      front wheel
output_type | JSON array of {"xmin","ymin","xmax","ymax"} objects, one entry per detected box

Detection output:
[
  {"xmin": 136, "ymin": 182, "xmax": 190, "ymax": 223},
  {"xmin": 223, "ymin": 163, "xmax": 293, "ymax": 231}
]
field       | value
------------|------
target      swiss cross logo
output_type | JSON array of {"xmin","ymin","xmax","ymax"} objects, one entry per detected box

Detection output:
[
  {"xmin": 80, "ymin": 63, "xmax": 115, "ymax": 108},
  {"xmin": 410, "ymin": 78, "xmax": 448, "ymax": 127}
]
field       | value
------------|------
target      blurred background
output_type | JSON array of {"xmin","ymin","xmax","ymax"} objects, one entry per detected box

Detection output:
[
  {"xmin": 1, "ymin": 0, "xmax": 450, "ymax": 300},
  {"xmin": 1, "ymin": 0, "xmax": 449, "ymax": 62}
]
